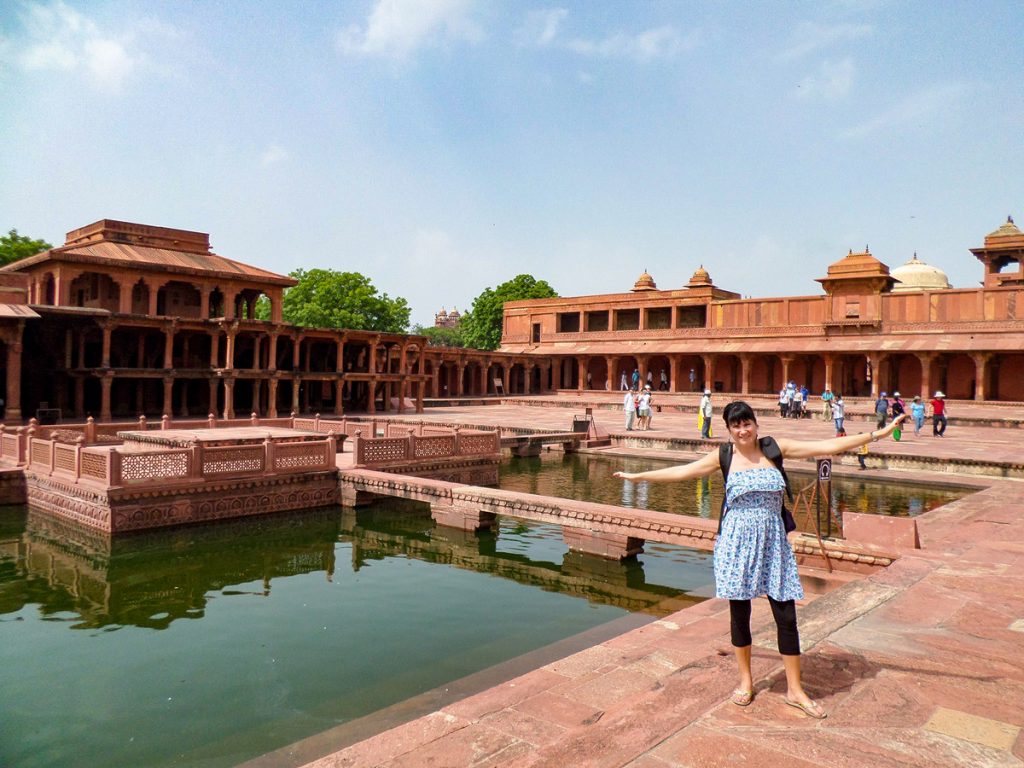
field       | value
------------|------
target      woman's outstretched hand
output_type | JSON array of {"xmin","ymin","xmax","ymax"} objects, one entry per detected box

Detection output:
[
  {"xmin": 879, "ymin": 413, "xmax": 908, "ymax": 437},
  {"xmin": 614, "ymin": 471, "xmax": 637, "ymax": 481}
]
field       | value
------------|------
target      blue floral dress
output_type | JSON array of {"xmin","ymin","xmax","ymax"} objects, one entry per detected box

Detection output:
[{"xmin": 714, "ymin": 467, "xmax": 804, "ymax": 601}]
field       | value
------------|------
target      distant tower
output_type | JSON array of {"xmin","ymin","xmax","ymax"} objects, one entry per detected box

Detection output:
[{"xmin": 434, "ymin": 306, "xmax": 462, "ymax": 328}]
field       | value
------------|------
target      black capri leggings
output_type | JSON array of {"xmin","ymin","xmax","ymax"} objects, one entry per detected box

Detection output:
[{"xmin": 730, "ymin": 597, "xmax": 800, "ymax": 656}]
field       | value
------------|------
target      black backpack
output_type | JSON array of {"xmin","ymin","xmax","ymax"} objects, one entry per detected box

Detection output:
[{"xmin": 717, "ymin": 436, "xmax": 796, "ymax": 534}]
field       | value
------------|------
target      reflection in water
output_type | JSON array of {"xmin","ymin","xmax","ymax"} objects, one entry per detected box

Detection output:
[
  {"xmin": 0, "ymin": 501, "xmax": 715, "ymax": 768},
  {"xmin": 500, "ymin": 453, "xmax": 970, "ymax": 531}
]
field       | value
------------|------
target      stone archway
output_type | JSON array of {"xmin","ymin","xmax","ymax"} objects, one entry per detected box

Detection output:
[{"xmin": 585, "ymin": 357, "xmax": 608, "ymax": 390}]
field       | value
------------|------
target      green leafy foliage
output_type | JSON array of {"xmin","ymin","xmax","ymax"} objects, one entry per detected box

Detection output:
[
  {"xmin": 274, "ymin": 269, "xmax": 410, "ymax": 332},
  {"xmin": 461, "ymin": 274, "xmax": 557, "ymax": 351},
  {"xmin": 410, "ymin": 323, "xmax": 465, "ymax": 348},
  {"xmin": 0, "ymin": 229, "xmax": 53, "ymax": 265}
]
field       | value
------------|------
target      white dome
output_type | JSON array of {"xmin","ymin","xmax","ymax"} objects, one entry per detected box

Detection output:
[{"xmin": 891, "ymin": 253, "xmax": 951, "ymax": 292}]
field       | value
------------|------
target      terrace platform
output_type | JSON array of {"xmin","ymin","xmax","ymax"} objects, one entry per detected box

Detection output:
[{"xmin": 256, "ymin": 395, "xmax": 1024, "ymax": 768}]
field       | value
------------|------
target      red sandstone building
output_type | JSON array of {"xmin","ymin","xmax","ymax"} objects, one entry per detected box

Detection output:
[
  {"xmin": 0, "ymin": 220, "xmax": 543, "ymax": 424},
  {"xmin": 1, "ymin": 216, "xmax": 1021, "ymax": 424},
  {"xmin": 499, "ymin": 217, "xmax": 1024, "ymax": 402}
]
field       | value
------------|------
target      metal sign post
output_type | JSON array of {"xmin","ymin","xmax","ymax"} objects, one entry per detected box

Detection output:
[{"xmin": 816, "ymin": 458, "xmax": 833, "ymax": 538}]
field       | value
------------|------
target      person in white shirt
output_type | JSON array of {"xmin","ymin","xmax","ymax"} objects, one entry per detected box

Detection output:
[{"xmin": 623, "ymin": 388, "xmax": 637, "ymax": 430}]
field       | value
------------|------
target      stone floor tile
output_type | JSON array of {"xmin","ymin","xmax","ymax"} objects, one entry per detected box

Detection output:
[
  {"xmin": 541, "ymin": 645, "xmax": 622, "ymax": 679},
  {"xmin": 560, "ymin": 666, "xmax": 662, "ymax": 709},
  {"xmin": 442, "ymin": 669, "xmax": 569, "ymax": 720},
  {"xmin": 925, "ymin": 707, "xmax": 1021, "ymax": 751},
  {"xmin": 305, "ymin": 711, "xmax": 468, "ymax": 768},
  {"xmin": 380, "ymin": 724, "xmax": 524, "ymax": 768},
  {"xmin": 652, "ymin": 724, "xmax": 821, "ymax": 768},
  {"xmin": 513, "ymin": 690, "xmax": 605, "ymax": 729},
  {"xmin": 480, "ymin": 707, "xmax": 566, "ymax": 747}
]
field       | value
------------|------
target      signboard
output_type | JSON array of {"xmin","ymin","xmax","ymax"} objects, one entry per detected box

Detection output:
[{"xmin": 817, "ymin": 458, "xmax": 832, "ymax": 482}]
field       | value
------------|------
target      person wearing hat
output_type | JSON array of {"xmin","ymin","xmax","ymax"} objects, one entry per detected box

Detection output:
[
  {"xmin": 891, "ymin": 391, "xmax": 906, "ymax": 419},
  {"xmin": 700, "ymin": 389, "xmax": 714, "ymax": 439},
  {"xmin": 911, "ymin": 395, "xmax": 926, "ymax": 436},
  {"xmin": 930, "ymin": 391, "xmax": 948, "ymax": 437}
]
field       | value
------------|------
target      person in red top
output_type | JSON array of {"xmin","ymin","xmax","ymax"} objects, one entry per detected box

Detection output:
[{"xmin": 930, "ymin": 391, "xmax": 948, "ymax": 437}]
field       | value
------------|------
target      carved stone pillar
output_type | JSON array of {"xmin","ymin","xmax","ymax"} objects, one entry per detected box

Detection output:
[
  {"xmin": 739, "ymin": 354, "xmax": 752, "ymax": 395},
  {"xmin": 252, "ymin": 336, "xmax": 261, "ymax": 370},
  {"xmin": 670, "ymin": 355, "xmax": 681, "ymax": 393},
  {"xmin": 225, "ymin": 329, "xmax": 237, "ymax": 370},
  {"xmin": 605, "ymin": 355, "xmax": 616, "ymax": 390},
  {"xmin": 971, "ymin": 352, "xmax": 991, "ymax": 401},
  {"xmin": 867, "ymin": 352, "xmax": 887, "ymax": 398},
  {"xmin": 163, "ymin": 323, "xmax": 176, "ymax": 369},
  {"xmin": 335, "ymin": 337, "xmax": 344, "ymax": 374},
  {"xmin": 223, "ymin": 377, "xmax": 236, "ymax": 420},
  {"xmin": 334, "ymin": 378, "xmax": 344, "ymax": 416},
  {"xmin": 292, "ymin": 333, "xmax": 303, "ymax": 371},
  {"xmin": 4, "ymin": 329, "xmax": 24, "ymax": 422},
  {"xmin": 100, "ymin": 372, "xmax": 114, "ymax": 422},
  {"xmin": 101, "ymin": 323, "xmax": 112, "ymax": 368},
  {"xmin": 456, "ymin": 363, "xmax": 465, "ymax": 396},
  {"xmin": 823, "ymin": 354, "xmax": 835, "ymax": 391},
  {"xmin": 163, "ymin": 377, "xmax": 174, "ymax": 416},
  {"xmin": 209, "ymin": 332, "xmax": 220, "ymax": 368},
  {"xmin": 209, "ymin": 378, "xmax": 219, "ymax": 415},
  {"xmin": 268, "ymin": 332, "xmax": 279, "ymax": 372},
  {"xmin": 291, "ymin": 378, "xmax": 300, "ymax": 414},
  {"xmin": 780, "ymin": 355, "xmax": 793, "ymax": 390},
  {"xmin": 268, "ymin": 377, "xmax": 279, "ymax": 418},
  {"xmin": 524, "ymin": 364, "xmax": 533, "ymax": 395},
  {"xmin": 702, "ymin": 354, "xmax": 716, "ymax": 393},
  {"xmin": 917, "ymin": 352, "xmax": 934, "ymax": 401},
  {"xmin": 576, "ymin": 356, "xmax": 586, "ymax": 390}
]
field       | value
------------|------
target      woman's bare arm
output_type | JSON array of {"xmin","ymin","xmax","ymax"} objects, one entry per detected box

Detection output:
[
  {"xmin": 777, "ymin": 414, "xmax": 907, "ymax": 459},
  {"xmin": 613, "ymin": 448, "xmax": 721, "ymax": 483}
]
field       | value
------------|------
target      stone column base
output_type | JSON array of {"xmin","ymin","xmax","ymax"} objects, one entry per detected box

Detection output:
[{"xmin": 563, "ymin": 529, "xmax": 644, "ymax": 560}]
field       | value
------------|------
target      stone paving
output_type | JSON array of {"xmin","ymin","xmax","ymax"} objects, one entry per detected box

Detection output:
[{"xmin": 298, "ymin": 396, "xmax": 1024, "ymax": 768}]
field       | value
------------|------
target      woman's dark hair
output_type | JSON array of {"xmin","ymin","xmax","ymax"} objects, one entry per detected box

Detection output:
[{"xmin": 722, "ymin": 400, "xmax": 757, "ymax": 426}]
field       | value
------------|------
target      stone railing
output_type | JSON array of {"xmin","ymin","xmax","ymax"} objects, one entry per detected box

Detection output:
[
  {"xmin": 354, "ymin": 426, "xmax": 500, "ymax": 468},
  {"xmin": 23, "ymin": 435, "xmax": 335, "ymax": 487}
]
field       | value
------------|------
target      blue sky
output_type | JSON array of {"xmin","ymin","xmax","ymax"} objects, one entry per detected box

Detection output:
[{"xmin": 2, "ymin": 0, "xmax": 1022, "ymax": 326}]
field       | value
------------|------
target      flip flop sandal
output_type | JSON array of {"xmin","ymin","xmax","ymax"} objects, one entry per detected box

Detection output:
[
  {"xmin": 783, "ymin": 696, "xmax": 827, "ymax": 719},
  {"xmin": 731, "ymin": 689, "xmax": 755, "ymax": 707}
]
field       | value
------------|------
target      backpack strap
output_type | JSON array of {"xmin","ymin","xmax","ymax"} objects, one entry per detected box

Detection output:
[
  {"xmin": 759, "ymin": 436, "xmax": 793, "ymax": 502},
  {"xmin": 717, "ymin": 443, "xmax": 732, "ymax": 534}
]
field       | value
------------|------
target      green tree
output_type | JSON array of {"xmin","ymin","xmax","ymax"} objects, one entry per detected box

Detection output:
[
  {"xmin": 272, "ymin": 269, "xmax": 410, "ymax": 332},
  {"xmin": 461, "ymin": 274, "xmax": 557, "ymax": 351},
  {"xmin": 410, "ymin": 323, "xmax": 465, "ymax": 348},
  {"xmin": 0, "ymin": 229, "xmax": 53, "ymax": 265}
]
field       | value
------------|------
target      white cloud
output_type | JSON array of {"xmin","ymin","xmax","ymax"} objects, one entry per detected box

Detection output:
[
  {"xmin": 565, "ymin": 25, "xmax": 699, "ymax": 62},
  {"xmin": 336, "ymin": 0, "xmax": 483, "ymax": 60},
  {"xmin": 779, "ymin": 21, "xmax": 872, "ymax": 61},
  {"xmin": 514, "ymin": 8, "xmax": 699, "ymax": 62},
  {"xmin": 795, "ymin": 57, "xmax": 855, "ymax": 100},
  {"xmin": 514, "ymin": 8, "xmax": 568, "ymax": 47},
  {"xmin": 1, "ymin": 0, "xmax": 171, "ymax": 93},
  {"xmin": 259, "ymin": 144, "xmax": 289, "ymax": 168},
  {"xmin": 841, "ymin": 82, "xmax": 973, "ymax": 139}
]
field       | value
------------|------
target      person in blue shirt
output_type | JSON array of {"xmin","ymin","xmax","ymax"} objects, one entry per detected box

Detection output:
[{"xmin": 910, "ymin": 395, "xmax": 926, "ymax": 436}]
